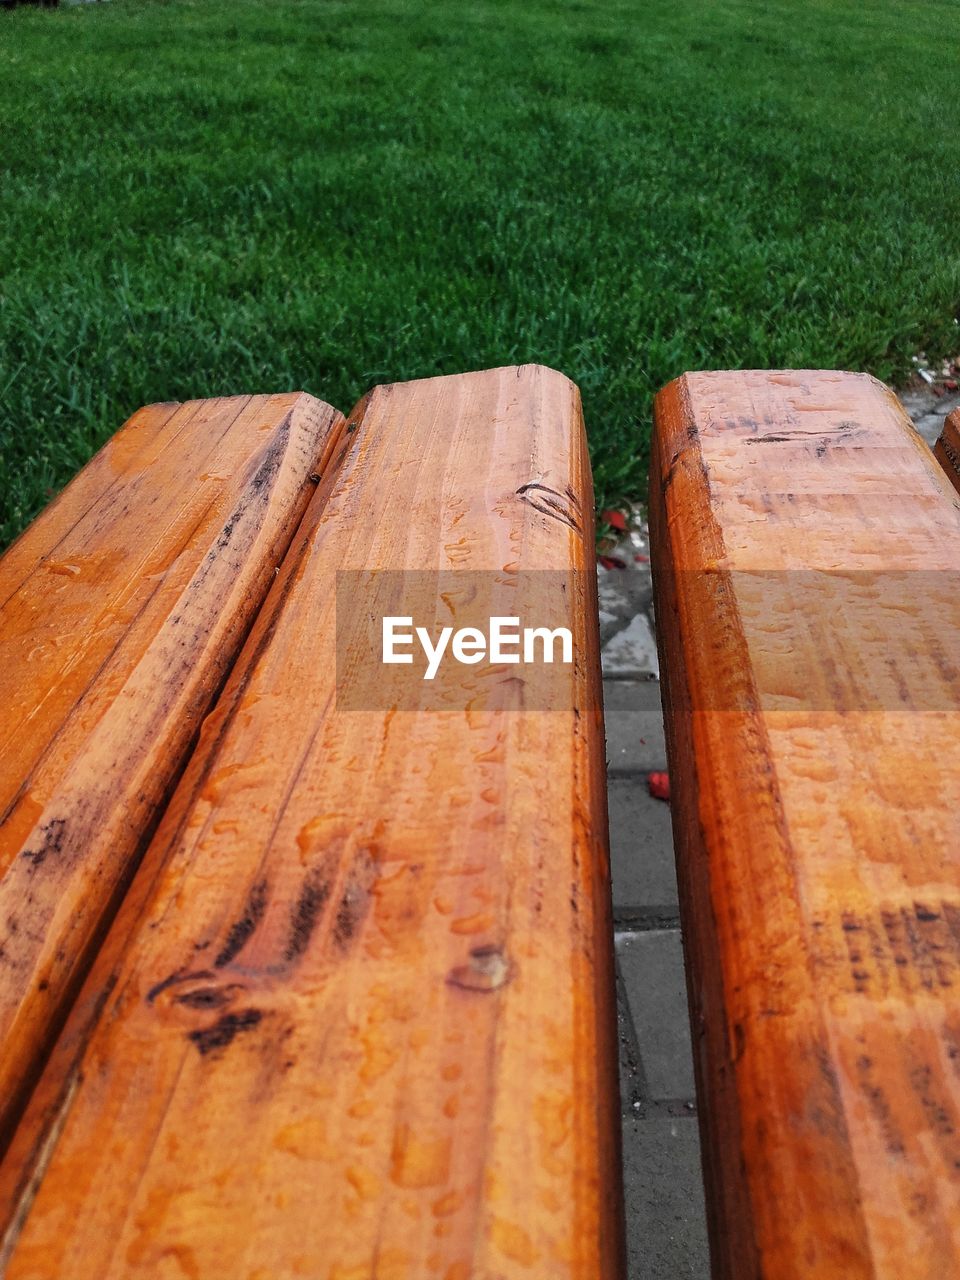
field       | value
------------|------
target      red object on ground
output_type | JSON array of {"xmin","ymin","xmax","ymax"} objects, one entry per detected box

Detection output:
[
  {"xmin": 598, "ymin": 554, "xmax": 627, "ymax": 570},
  {"xmin": 600, "ymin": 509, "xmax": 627, "ymax": 531},
  {"xmin": 648, "ymin": 771, "xmax": 670, "ymax": 802}
]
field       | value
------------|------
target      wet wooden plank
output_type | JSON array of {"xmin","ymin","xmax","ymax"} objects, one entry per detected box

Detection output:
[
  {"xmin": 0, "ymin": 366, "xmax": 624, "ymax": 1280},
  {"xmin": 0, "ymin": 393, "xmax": 344, "ymax": 1148},
  {"xmin": 650, "ymin": 370, "xmax": 960, "ymax": 1278},
  {"xmin": 935, "ymin": 409, "xmax": 960, "ymax": 495}
]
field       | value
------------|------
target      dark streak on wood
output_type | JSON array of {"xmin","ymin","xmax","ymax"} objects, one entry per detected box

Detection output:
[
  {"xmin": 187, "ymin": 1009, "xmax": 263, "ymax": 1057},
  {"xmin": 215, "ymin": 880, "xmax": 269, "ymax": 969},
  {"xmin": 284, "ymin": 867, "xmax": 332, "ymax": 963}
]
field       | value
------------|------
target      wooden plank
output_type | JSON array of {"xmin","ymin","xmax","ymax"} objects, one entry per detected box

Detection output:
[
  {"xmin": 935, "ymin": 409, "xmax": 960, "ymax": 495},
  {"xmin": 0, "ymin": 393, "xmax": 344, "ymax": 1149},
  {"xmin": 0, "ymin": 365, "xmax": 624, "ymax": 1280},
  {"xmin": 650, "ymin": 370, "xmax": 960, "ymax": 1278}
]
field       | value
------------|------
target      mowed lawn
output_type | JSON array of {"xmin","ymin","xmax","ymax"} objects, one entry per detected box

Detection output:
[{"xmin": 1, "ymin": 0, "xmax": 959, "ymax": 543}]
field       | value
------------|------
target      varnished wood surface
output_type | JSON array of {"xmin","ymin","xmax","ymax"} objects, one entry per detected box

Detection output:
[
  {"xmin": 0, "ymin": 393, "xmax": 344, "ymax": 1151},
  {"xmin": 935, "ymin": 410, "xmax": 960, "ymax": 495},
  {"xmin": 0, "ymin": 366, "xmax": 624, "ymax": 1279},
  {"xmin": 650, "ymin": 370, "xmax": 960, "ymax": 1278}
]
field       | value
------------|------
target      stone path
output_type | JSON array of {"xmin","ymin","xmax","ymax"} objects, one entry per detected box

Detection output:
[{"xmin": 600, "ymin": 563, "xmax": 710, "ymax": 1279}]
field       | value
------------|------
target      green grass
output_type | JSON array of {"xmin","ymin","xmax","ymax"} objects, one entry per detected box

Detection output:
[{"xmin": 1, "ymin": 0, "xmax": 959, "ymax": 544}]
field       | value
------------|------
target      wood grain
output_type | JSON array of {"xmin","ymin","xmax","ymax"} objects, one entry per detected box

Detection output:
[
  {"xmin": 0, "ymin": 366, "xmax": 624, "ymax": 1280},
  {"xmin": 650, "ymin": 370, "xmax": 960, "ymax": 1278},
  {"xmin": 0, "ymin": 393, "xmax": 344, "ymax": 1150},
  {"xmin": 935, "ymin": 410, "xmax": 960, "ymax": 495}
]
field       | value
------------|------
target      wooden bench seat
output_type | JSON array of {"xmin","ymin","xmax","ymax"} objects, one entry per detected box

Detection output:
[
  {"xmin": 650, "ymin": 370, "xmax": 960, "ymax": 1277},
  {"xmin": 0, "ymin": 393, "xmax": 344, "ymax": 1151},
  {"xmin": 0, "ymin": 367, "xmax": 624, "ymax": 1278},
  {"xmin": 936, "ymin": 408, "xmax": 960, "ymax": 494}
]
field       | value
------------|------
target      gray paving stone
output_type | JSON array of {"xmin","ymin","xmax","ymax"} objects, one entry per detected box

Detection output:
[
  {"xmin": 618, "ymin": 984, "xmax": 692, "ymax": 1115},
  {"xmin": 598, "ymin": 569, "xmax": 653, "ymax": 636},
  {"xmin": 616, "ymin": 930, "xmax": 695, "ymax": 1101},
  {"xmin": 602, "ymin": 611, "xmax": 660, "ymax": 679},
  {"xmin": 899, "ymin": 385, "xmax": 960, "ymax": 447},
  {"xmin": 604, "ymin": 679, "xmax": 666, "ymax": 774},
  {"xmin": 599, "ymin": 606, "xmax": 620, "ymax": 634},
  {"xmin": 622, "ymin": 1114, "xmax": 710, "ymax": 1279},
  {"xmin": 609, "ymin": 778, "xmax": 677, "ymax": 911}
]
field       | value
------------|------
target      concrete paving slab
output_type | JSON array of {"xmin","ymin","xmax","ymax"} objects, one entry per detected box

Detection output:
[
  {"xmin": 616, "ymin": 930, "xmax": 696, "ymax": 1101},
  {"xmin": 599, "ymin": 606, "xmax": 620, "ymax": 634},
  {"xmin": 604, "ymin": 679, "xmax": 666, "ymax": 774},
  {"xmin": 609, "ymin": 778, "xmax": 677, "ymax": 911},
  {"xmin": 599, "ymin": 533, "xmax": 710, "ymax": 1277},
  {"xmin": 598, "ymin": 568, "xmax": 653, "ymax": 633},
  {"xmin": 622, "ymin": 1114, "xmax": 710, "ymax": 1279},
  {"xmin": 602, "ymin": 611, "xmax": 660, "ymax": 679}
]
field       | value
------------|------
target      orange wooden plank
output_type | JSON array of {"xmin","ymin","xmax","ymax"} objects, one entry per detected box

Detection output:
[
  {"xmin": 0, "ymin": 365, "xmax": 623, "ymax": 1280},
  {"xmin": 935, "ymin": 409, "xmax": 960, "ymax": 495},
  {"xmin": 650, "ymin": 370, "xmax": 960, "ymax": 1278},
  {"xmin": 0, "ymin": 393, "xmax": 344, "ymax": 1148}
]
